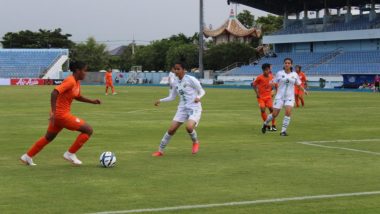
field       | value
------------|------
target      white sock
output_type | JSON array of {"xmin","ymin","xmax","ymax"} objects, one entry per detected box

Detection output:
[
  {"xmin": 264, "ymin": 114, "xmax": 273, "ymax": 126},
  {"xmin": 189, "ymin": 130, "xmax": 198, "ymax": 143},
  {"xmin": 281, "ymin": 116, "xmax": 291, "ymax": 133},
  {"xmin": 159, "ymin": 132, "xmax": 172, "ymax": 152}
]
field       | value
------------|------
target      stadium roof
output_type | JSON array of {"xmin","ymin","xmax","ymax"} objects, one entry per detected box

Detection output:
[{"xmin": 228, "ymin": 0, "xmax": 380, "ymax": 15}]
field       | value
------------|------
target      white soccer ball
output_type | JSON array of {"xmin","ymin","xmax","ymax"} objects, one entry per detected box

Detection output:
[{"xmin": 99, "ymin": 151, "xmax": 116, "ymax": 168}]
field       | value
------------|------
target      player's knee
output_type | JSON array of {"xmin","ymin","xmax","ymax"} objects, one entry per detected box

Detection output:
[
  {"xmin": 81, "ymin": 125, "xmax": 93, "ymax": 136},
  {"xmin": 186, "ymin": 125, "xmax": 194, "ymax": 133},
  {"xmin": 260, "ymin": 108, "xmax": 266, "ymax": 113},
  {"xmin": 168, "ymin": 128, "xmax": 177, "ymax": 135},
  {"xmin": 45, "ymin": 133, "xmax": 57, "ymax": 142}
]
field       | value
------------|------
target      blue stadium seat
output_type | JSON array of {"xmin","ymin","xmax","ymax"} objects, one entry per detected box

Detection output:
[
  {"xmin": 0, "ymin": 49, "xmax": 68, "ymax": 78},
  {"xmin": 225, "ymin": 51, "xmax": 380, "ymax": 76}
]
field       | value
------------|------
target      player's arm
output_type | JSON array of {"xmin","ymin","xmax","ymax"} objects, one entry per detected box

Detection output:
[
  {"xmin": 192, "ymin": 78, "xmax": 205, "ymax": 103},
  {"xmin": 155, "ymin": 87, "xmax": 177, "ymax": 106},
  {"xmin": 297, "ymin": 85, "xmax": 308, "ymax": 94},
  {"xmin": 304, "ymin": 75, "xmax": 308, "ymax": 88},
  {"xmin": 252, "ymin": 85, "xmax": 260, "ymax": 98},
  {"xmin": 50, "ymin": 89, "xmax": 59, "ymax": 124},
  {"xmin": 75, "ymin": 96, "xmax": 101, "ymax": 104}
]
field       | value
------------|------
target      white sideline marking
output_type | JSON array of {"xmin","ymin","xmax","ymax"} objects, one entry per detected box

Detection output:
[
  {"xmin": 298, "ymin": 139, "xmax": 380, "ymax": 156},
  {"xmin": 90, "ymin": 191, "xmax": 380, "ymax": 214}
]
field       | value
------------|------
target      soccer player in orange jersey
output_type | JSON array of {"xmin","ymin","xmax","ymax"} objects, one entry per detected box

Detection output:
[
  {"xmin": 253, "ymin": 63, "xmax": 277, "ymax": 131},
  {"xmin": 20, "ymin": 61, "xmax": 101, "ymax": 166},
  {"xmin": 105, "ymin": 68, "xmax": 117, "ymax": 95},
  {"xmin": 295, "ymin": 65, "xmax": 307, "ymax": 107}
]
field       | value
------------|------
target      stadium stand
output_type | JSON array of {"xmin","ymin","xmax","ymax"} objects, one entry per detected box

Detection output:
[
  {"xmin": 224, "ymin": 50, "xmax": 380, "ymax": 76},
  {"xmin": 225, "ymin": 0, "xmax": 380, "ymax": 78},
  {"xmin": 273, "ymin": 14, "xmax": 380, "ymax": 35},
  {"xmin": 0, "ymin": 49, "xmax": 68, "ymax": 78}
]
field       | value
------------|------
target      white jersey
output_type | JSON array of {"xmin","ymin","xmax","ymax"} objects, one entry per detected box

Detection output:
[
  {"xmin": 160, "ymin": 74, "xmax": 206, "ymax": 109},
  {"xmin": 168, "ymin": 72, "xmax": 177, "ymax": 88},
  {"xmin": 273, "ymin": 70, "xmax": 301, "ymax": 100}
]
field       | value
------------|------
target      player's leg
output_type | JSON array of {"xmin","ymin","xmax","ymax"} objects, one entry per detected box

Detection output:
[
  {"xmin": 186, "ymin": 120, "xmax": 200, "ymax": 154},
  {"xmin": 21, "ymin": 121, "xmax": 62, "ymax": 166},
  {"xmin": 268, "ymin": 107, "xmax": 277, "ymax": 131},
  {"xmin": 186, "ymin": 108, "xmax": 202, "ymax": 154},
  {"xmin": 105, "ymin": 85, "xmax": 109, "ymax": 95},
  {"xmin": 295, "ymin": 93, "xmax": 300, "ymax": 107},
  {"xmin": 111, "ymin": 84, "xmax": 117, "ymax": 95},
  {"xmin": 280, "ymin": 103, "xmax": 294, "ymax": 136},
  {"xmin": 299, "ymin": 93, "xmax": 305, "ymax": 107},
  {"xmin": 262, "ymin": 99, "xmax": 282, "ymax": 134},
  {"xmin": 153, "ymin": 121, "xmax": 183, "ymax": 156},
  {"xmin": 62, "ymin": 116, "xmax": 92, "ymax": 165},
  {"xmin": 257, "ymin": 99, "xmax": 267, "ymax": 121}
]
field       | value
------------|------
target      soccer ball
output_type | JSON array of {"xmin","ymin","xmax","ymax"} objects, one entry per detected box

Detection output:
[{"xmin": 99, "ymin": 151, "xmax": 116, "ymax": 168}]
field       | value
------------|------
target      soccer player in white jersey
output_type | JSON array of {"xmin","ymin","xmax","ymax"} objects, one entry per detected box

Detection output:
[
  {"xmin": 261, "ymin": 58, "xmax": 308, "ymax": 136},
  {"xmin": 152, "ymin": 62, "xmax": 206, "ymax": 156}
]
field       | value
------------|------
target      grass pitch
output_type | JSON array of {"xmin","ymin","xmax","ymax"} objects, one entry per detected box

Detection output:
[{"xmin": 1, "ymin": 86, "xmax": 380, "ymax": 214}]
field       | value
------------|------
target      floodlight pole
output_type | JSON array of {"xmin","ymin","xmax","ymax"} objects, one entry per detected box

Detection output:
[{"xmin": 199, "ymin": 0, "xmax": 204, "ymax": 74}]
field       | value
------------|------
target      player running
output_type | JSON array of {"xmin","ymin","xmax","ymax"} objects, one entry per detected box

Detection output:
[
  {"xmin": 261, "ymin": 58, "xmax": 308, "ymax": 136},
  {"xmin": 252, "ymin": 63, "xmax": 276, "ymax": 131},
  {"xmin": 152, "ymin": 62, "xmax": 205, "ymax": 156},
  {"xmin": 105, "ymin": 68, "xmax": 117, "ymax": 95},
  {"xmin": 20, "ymin": 61, "xmax": 101, "ymax": 166},
  {"xmin": 294, "ymin": 65, "xmax": 307, "ymax": 107}
]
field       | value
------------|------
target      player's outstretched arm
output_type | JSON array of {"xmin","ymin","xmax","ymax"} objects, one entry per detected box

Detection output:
[
  {"xmin": 155, "ymin": 88, "xmax": 177, "ymax": 106},
  {"xmin": 75, "ymin": 96, "xmax": 101, "ymax": 104}
]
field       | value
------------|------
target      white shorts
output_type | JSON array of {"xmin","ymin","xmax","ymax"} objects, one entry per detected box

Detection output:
[
  {"xmin": 173, "ymin": 107, "xmax": 202, "ymax": 125},
  {"xmin": 273, "ymin": 98, "xmax": 295, "ymax": 109}
]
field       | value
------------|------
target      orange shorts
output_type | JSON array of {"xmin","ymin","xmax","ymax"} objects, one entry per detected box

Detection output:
[
  {"xmin": 257, "ymin": 97, "xmax": 273, "ymax": 108},
  {"xmin": 48, "ymin": 114, "xmax": 86, "ymax": 133},
  {"xmin": 106, "ymin": 82, "xmax": 113, "ymax": 87}
]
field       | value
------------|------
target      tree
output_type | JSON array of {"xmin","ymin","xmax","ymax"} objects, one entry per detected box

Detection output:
[
  {"xmin": 1, "ymin": 28, "xmax": 74, "ymax": 48},
  {"xmin": 204, "ymin": 42, "xmax": 257, "ymax": 70},
  {"xmin": 256, "ymin": 15, "xmax": 283, "ymax": 35},
  {"xmin": 109, "ymin": 44, "xmax": 139, "ymax": 71},
  {"xmin": 133, "ymin": 33, "xmax": 198, "ymax": 71},
  {"xmin": 166, "ymin": 44, "xmax": 198, "ymax": 70},
  {"xmin": 71, "ymin": 37, "xmax": 109, "ymax": 71},
  {"xmin": 237, "ymin": 10, "xmax": 255, "ymax": 28}
]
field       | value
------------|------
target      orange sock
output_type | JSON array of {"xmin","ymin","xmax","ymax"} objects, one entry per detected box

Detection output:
[
  {"xmin": 260, "ymin": 112, "xmax": 267, "ymax": 122},
  {"xmin": 106, "ymin": 86, "xmax": 109, "ymax": 93},
  {"xmin": 27, "ymin": 137, "xmax": 50, "ymax": 157},
  {"xmin": 68, "ymin": 133, "xmax": 90, "ymax": 153},
  {"xmin": 111, "ymin": 86, "xmax": 115, "ymax": 93},
  {"xmin": 272, "ymin": 118, "xmax": 276, "ymax": 126}
]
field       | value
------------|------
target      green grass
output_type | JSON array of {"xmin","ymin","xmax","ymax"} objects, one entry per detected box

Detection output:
[{"xmin": 1, "ymin": 86, "xmax": 380, "ymax": 214}]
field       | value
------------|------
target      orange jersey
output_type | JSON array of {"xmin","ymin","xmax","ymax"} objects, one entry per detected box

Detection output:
[
  {"xmin": 54, "ymin": 75, "xmax": 81, "ymax": 118},
  {"xmin": 105, "ymin": 72, "xmax": 113, "ymax": 83},
  {"xmin": 297, "ymin": 71, "xmax": 307, "ymax": 87},
  {"xmin": 253, "ymin": 74, "xmax": 273, "ymax": 98}
]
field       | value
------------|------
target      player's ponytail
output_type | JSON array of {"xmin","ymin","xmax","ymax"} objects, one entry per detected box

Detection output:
[{"xmin": 69, "ymin": 60, "xmax": 87, "ymax": 73}]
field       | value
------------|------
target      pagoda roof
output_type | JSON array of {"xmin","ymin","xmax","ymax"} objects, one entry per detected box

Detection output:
[{"xmin": 204, "ymin": 9, "xmax": 261, "ymax": 38}]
